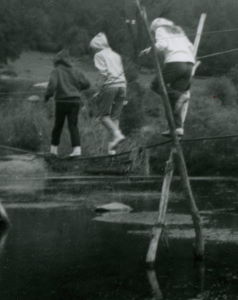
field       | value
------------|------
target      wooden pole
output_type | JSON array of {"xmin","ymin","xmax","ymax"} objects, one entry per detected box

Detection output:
[
  {"xmin": 193, "ymin": 14, "xmax": 207, "ymax": 57},
  {"xmin": 181, "ymin": 13, "xmax": 207, "ymax": 123},
  {"xmin": 0, "ymin": 203, "xmax": 10, "ymax": 228},
  {"xmin": 146, "ymin": 149, "xmax": 175, "ymax": 263},
  {"xmin": 144, "ymin": 148, "xmax": 151, "ymax": 176},
  {"xmin": 136, "ymin": 0, "xmax": 204, "ymax": 262},
  {"xmin": 147, "ymin": 269, "xmax": 163, "ymax": 300}
]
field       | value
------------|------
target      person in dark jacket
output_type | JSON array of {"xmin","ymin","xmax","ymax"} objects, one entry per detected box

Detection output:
[{"xmin": 45, "ymin": 49, "xmax": 90, "ymax": 156}]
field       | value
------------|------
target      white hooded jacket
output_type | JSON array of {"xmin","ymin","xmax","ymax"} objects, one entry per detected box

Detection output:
[
  {"xmin": 90, "ymin": 33, "xmax": 127, "ymax": 88},
  {"xmin": 152, "ymin": 19, "xmax": 195, "ymax": 64}
]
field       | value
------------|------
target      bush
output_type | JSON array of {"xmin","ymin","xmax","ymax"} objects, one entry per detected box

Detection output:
[
  {"xmin": 179, "ymin": 92, "xmax": 238, "ymax": 175},
  {"xmin": 0, "ymin": 78, "xmax": 49, "ymax": 152},
  {"xmin": 206, "ymin": 76, "xmax": 237, "ymax": 106},
  {"xmin": 120, "ymin": 82, "xmax": 145, "ymax": 135},
  {"xmin": 0, "ymin": 100, "xmax": 43, "ymax": 151},
  {"xmin": 227, "ymin": 64, "xmax": 238, "ymax": 86}
]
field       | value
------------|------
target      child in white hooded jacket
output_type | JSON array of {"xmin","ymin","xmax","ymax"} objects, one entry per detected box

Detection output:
[
  {"xmin": 141, "ymin": 18, "xmax": 195, "ymax": 136},
  {"xmin": 90, "ymin": 32, "xmax": 127, "ymax": 154}
]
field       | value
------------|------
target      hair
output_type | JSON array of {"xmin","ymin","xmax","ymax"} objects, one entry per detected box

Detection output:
[{"xmin": 163, "ymin": 25, "xmax": 185, "ymax": 35}]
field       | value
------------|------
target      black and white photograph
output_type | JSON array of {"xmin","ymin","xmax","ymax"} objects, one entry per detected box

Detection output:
[{"xmin": 0, "ymin": 0, "xmax": 238, "ymax": 299}]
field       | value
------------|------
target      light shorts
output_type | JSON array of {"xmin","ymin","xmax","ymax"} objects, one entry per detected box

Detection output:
[{"xmin": 96, "ymin": 86, "xmax": 126, "ymax": 120}]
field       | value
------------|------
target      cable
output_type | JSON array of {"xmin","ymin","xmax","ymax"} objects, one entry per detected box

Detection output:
[
  {"xmin": 198, "ymin": 47, "xmax": 238, "ymax": 59},
  {"xmin": 1, "ymin": 133, "xmax": 238, "ymax": 161},
  {"xmin": 188, "ymin": 27, "xmax": 238, "ymax": 38}
]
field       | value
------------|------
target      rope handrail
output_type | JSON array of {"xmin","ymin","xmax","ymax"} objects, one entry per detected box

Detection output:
[
  {"xmin": 1, "ymin": 133, "xmax": 238, "ymax": 160},
  {"xmin": 198, "ymin": 47, "xmax": 238, "ymax": 59}
]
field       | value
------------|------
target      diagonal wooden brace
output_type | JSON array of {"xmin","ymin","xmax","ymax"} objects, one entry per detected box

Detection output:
[{"xmin": 146, "ymin": 148, "xmax": 175, "ymax": 264}]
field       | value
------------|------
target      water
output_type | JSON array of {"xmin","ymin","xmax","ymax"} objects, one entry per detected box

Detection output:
[{"xmin": 0, "ymin": 156, "xmax": 238, "ymax": 299}]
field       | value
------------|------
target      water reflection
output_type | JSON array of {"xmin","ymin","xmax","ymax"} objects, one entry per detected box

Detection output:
[
  {"xmin": 0, "ymin": 174, "xmax": 237, "ymax": 299},
  {"xmin": 146, "ymin": 262, "xmax": 206, "ymax": 300},
  {"xmin": 147, "ymin": 269, "xmax": 163, "ymax": 300},
  {"xmin": 0, "ymin": 228, "xmax": 8, "ymax": 257}
]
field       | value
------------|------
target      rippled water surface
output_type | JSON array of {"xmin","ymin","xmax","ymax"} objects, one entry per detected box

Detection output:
[{"xmin": 0, "ymin": 156, "xmax": 237, "ymax": 300}]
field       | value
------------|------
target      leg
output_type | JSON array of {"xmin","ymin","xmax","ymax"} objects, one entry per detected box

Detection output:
[
  {"xmin": 108, "ymin": 87, "xmax": 126, "ymax": 152},
  {"xmin": 66, "ymin": 103, "xmax": 82, "ymax": 157},
  {"xmin": 113, "ymin": 119, "xmax": 119, "ymax": 130},
  {"xmin": 51, "ymin": 103, "xmax": 66, "ymax": 147},
  {"xmin": 97, "ymin": 87, "xmax": 125, "ymax": 153},
  {"xmin": 101, "ymin": 115, "xmax": 120, "ymax": 138},
  {"xmin": 111, "ymin": 87, "xmax": 126, "ymax": 133},
  {"xmin": 96, "ymin": 87, "xmax": 116, "ymax": 137},
  {"xmin": 151, "ymin": 63, "xmax": 183, "ymax": 129},
  {"xmin": 163, "ymin": 63, "xmax": 193, "ymax": 132},
  {"xmin": 175, "ymin": 90, "xmax": 191, "ymax": 128},
  {"xmin": 170, "ymin": 63, "xmax": 193, "ymax": 129},
  {"xmin": 67, "ymin": 103, "xmax": 80, "ymax": 147}
]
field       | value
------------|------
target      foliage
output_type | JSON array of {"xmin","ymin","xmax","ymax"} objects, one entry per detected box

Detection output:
[
  {"xmin": 0, "ymin": 0, "xmax": 23, "ymax": 63},
  {"xmin": 227, "ymin": 64, "xmax": 238, "ymax": 86},
  {"xmin": 1, "ymin": 0, "xmax": 238, "ymax": 76},
  {"xmin": 206, "ymin": 76, "xmax": 237, "ymax": 106}
]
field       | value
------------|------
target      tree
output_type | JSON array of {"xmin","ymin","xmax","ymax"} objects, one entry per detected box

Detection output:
[{"xmin": 0, "ymin": 0, "xmax": 23, "ymax": 63}]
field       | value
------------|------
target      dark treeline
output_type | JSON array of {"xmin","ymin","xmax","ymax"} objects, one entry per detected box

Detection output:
[{"xmin": 1, "ymin": 0, "xmax": 238, "ymax": 75}]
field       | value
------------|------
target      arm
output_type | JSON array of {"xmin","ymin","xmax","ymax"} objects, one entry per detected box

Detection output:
[
  {"xmin": 154, "ymin": 28, "xmax": 168, "ymax": 52},
  {"xmin": 94, "ymin": 53, "xmax": 109, "ymax": 82},
  {"xmin": 45, "ymin": 69, "xmax": 58, "ymax": 102},
  {"xmin": 139, "ymin": 29, "xmax": 167, "ymax": 56}
]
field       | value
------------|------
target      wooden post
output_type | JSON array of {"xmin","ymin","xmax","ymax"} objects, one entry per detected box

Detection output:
[
  {"xmin": 0, "ymin": 226, "xmax": 8, "ymax": 255},
  {"xmin": 193, "ymin": 14, "xmax": 207, "ymax": 57},
  {"xmin": 181, "ymin": 13, "xmax": 207, "ymax": 123},
  {"xmin": 146, "ymin": 148, "xmax": 175, "ymax": 264},
  {"xmin": 144, "ymin": 148, "xmax": 150, "ymax": 176},
  {"xmin": 0, "ymin": 203, "xmax": 10, "ymax": 228},
  {"xmin": 147, "ymin": 269, "xmax": 163, "ymax": 300},
  {"xmin": 136, "ymin": 0, "xmax": 204, "ymax": 263}
]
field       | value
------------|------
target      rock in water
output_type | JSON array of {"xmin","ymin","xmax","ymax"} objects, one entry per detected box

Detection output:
[
  {"xmin": 27, "ymin": 95, "xmax": 40, "ymax": 102},
  {"xmin": 34, "ymin": 82, "xmax": 48, "ymax": 88},
  {"xmin": 95, "ymin": 202, "xmax": 132, "ymax": 213}
]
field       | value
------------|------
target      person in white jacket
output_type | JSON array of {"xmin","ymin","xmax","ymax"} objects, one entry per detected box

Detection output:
[
  {"xmin": 90, "ymin": 32, "xmax": 127, "ymax": 155},
  {"xmin": 141, "ymin": 18, "xmax": 195, "ymax": 136}
]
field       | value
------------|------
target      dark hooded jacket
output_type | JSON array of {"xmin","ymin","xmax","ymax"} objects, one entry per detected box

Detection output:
[{"xmin": 45, "ymin": 50, "xmax": 90, "ymax": 102}]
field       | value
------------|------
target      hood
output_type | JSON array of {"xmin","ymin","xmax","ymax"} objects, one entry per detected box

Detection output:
[
  {"xmin": 89, "ymin": 32, "xmax": 109, "ymax": 51},
  {"xmin": 150, "ymin": 18, "xmax": 174, "ymax": 32},
  {"xmin": 53, "ymin": 49, "xmax": 71, "ymax": 67}
]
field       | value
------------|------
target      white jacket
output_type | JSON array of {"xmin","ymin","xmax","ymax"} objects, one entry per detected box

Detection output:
[
  {"xmin": 155, "ymin": 27, "xmax": 195, "ymax": 64},
  {"xmin": 90, "ymin": 33, "xmax": 127, "ymax": 88}
]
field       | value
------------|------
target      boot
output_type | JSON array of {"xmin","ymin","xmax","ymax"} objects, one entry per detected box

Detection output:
[
  {"xmin": 50, "ymin": 145, "xmax": 58, "ymax": 156},
  {"xmin": 69, "ymin": 146, "xmax": 82, "ymax": 157}
]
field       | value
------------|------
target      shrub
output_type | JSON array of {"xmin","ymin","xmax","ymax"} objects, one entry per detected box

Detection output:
[
  {"xmin": 120, "ymin": 82, "xmax": 145, "ymax": 135},
  {"xmin": 206, "ymin": 76, "xmax": 237, "ymax": 106},
  {"xmin": 227, "ymin": 64, "xmax": 238, "ymax": 86},
  {"xmin": 0, "ymin": 100, "xmax": 43, "ymax": 151},
  {"xmin": 122, "ymin": 56, "xmax": 139, "ymax": 83}
]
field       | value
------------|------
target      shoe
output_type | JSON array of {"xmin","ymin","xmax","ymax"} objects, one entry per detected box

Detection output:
[
  {"xmin": 161, "ymin": 130, "xmax": 170, "ymax": 137},
  {"xmin": 50, "ymin": 145, "xmax": 58, "ymax": 156},
  {"xmin": 161, "ymin": 128, "xmax": 184, "ymax": 137},
  {"xmin": 108, "ymin": 132, "xmax": 125, "ymax": 150},
  {"xmin": 69, "ymin": 146, "xmax": 82, "ymax": 157},
  {"xmin": 108, "ymin": 149, "xmax": 116, "ymax": 156},
  {"xmin": 176, "ymin": 128, "xmax": 184, "ymax": 136}
]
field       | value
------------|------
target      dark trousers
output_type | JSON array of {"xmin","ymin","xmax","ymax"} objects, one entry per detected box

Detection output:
[
  {"xmin": 51, "ymin": 101, "xmax": 80, "ymax": 147},
  {"xmin": 151, "ymin": 62, "xmax": 193, "ymax": 128}
]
